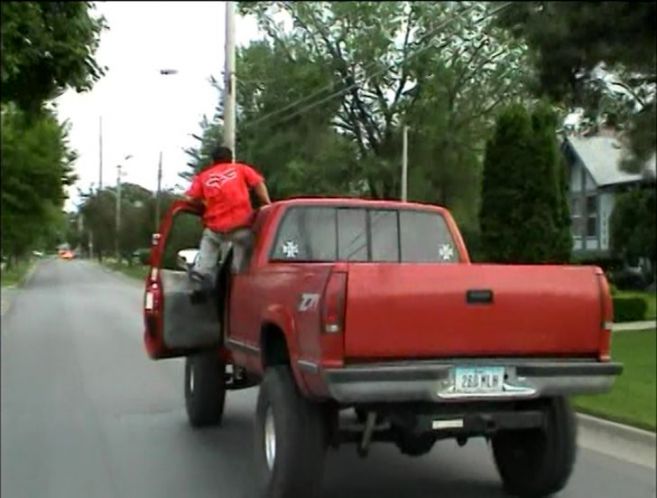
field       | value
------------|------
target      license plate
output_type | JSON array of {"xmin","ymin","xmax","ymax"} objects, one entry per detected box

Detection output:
[{"xmin": 454, "ymin": 366, "xmax": 505, "ymax": 394}]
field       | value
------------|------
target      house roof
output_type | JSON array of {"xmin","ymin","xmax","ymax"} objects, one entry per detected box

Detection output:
[{"xmin": 565, "ymin": 135, "xmax": 656, "ymax": 187}]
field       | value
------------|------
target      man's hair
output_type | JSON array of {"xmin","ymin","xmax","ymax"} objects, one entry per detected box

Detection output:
[{"xmin": 211, "ymin": 145, "xmax": 233, "ymax": 163}]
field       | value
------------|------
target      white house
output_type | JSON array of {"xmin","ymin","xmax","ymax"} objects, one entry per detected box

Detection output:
[{"xmin": 561, "ymin": 134, "xmax": 656, "ymax": 258}]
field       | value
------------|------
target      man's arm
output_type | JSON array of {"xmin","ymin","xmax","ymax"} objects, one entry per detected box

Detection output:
[
  {"xmin": 253, "ymin": 181, "xmax": 271, "ymax": 206},
  {"xmin": 241, "ymin": 164, "xmax": 271, "ymax": 206},
  {"xmin": 184, "ymin": 175, "xmax": 205, "ymax": 207}
]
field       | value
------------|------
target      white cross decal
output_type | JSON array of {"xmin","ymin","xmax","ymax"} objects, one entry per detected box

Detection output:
[
  {"xmin": 439, "ymin": 244, "xmax": 455, "ymax": 261},
  {"xmin": 282, "ymin": 241, "xmax": 300, "ymax": 259}
]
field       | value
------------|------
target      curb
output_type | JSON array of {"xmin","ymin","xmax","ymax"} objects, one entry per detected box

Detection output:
[
  {"xmin": 576, "ymin": 413, "xmax": 656, "ymax": 468},
  {"xmin": 22, "ymin": 259, "xmax": 41, "ymax": 286},
  {"xmin": 0, "ymin": 259, "xmax": 43, "ymax": 317},
  {"xmin": 612, "ymin": 320, "xmax": 656, "ymax": 332}
]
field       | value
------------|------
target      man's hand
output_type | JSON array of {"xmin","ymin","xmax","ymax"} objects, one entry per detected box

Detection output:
[{"xmin": 183, "ymin": 195, "xmax": 206, "ymax": 208}]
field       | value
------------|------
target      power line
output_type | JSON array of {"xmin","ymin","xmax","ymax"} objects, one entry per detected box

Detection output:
[{"xmin": 239, "ymin": 2, "xmax": 513, "ymax": 133}]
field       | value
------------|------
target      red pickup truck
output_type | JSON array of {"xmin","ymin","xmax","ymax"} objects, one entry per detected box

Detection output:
[{"xmin": 143, "ymin": 198, "xmax": 622, "ymax": 498}]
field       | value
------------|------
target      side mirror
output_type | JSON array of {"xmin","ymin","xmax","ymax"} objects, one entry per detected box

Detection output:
[
  {"xmin": 152, "ymin": 233, "xmax": 161, "ymax": 246},
  {"xmin": 176, "ymin": 248, "xmax": 200, "ymax": 272}
]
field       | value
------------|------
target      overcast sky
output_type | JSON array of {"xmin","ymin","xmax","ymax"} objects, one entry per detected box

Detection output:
[{"xmin": 56, "ymin": 1, "xmax": 261, "ymax": 211}]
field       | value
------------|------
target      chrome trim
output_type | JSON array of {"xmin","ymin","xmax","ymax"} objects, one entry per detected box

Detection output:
[
  {"xmin": 297, "ymin": 359, "xmax": 319, "ymax": 373},
  {"xmin": 226, "ymin": 338, "xmax": 260, "ymax": 355},
  {"xmin": 264, "ymin": 408, "xmax": 276, "ymax": 470},
  {"xmin": 438, "ymin": 383, "xmax": 537, "ymax": 400},
  {"xmin": 323, "ymin": 361, "xmax": 622, "ymax": 404},
  {"xmin": 432, "ymin": 419, "xmax": 464, "ymax": 430}
]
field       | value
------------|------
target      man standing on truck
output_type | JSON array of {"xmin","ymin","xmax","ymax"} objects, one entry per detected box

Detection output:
[{"xmin": 184, "ymin": 145, "xmax": 271, "ymax": 302}]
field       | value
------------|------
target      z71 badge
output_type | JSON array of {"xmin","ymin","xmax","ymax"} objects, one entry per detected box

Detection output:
[{"xmin": 298, "ymin": 293, "xmax": 320, "ymax": 312}]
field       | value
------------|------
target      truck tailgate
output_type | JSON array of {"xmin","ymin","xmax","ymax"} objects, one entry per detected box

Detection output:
[{"xmin": 344, "ymin": 264, "xmax": 603, "ymax": 359}]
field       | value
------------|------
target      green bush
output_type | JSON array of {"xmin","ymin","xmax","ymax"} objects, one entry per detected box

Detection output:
[
  {"xmin": 613, "ymin": 297, "xmax": 648, "ymax": 322},
  {"xmin": 133, "ymin": 248, "xmax": 151, "ymax": 266}
]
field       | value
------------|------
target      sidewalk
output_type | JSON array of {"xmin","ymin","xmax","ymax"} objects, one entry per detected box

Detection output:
[{"xmin": 612, "ymin": 320, "xmax": 656, "ymax": 331}]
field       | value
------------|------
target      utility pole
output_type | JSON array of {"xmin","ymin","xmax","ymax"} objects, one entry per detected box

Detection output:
[
  {"xmin": 99, "ymin": 116, "xmax": 104, "ymax": 190},
  {"xmin": 223, "ymin": 1, "xmax": 236, "ymax": 160},
  {"xmin": 115, "ymin": 163, "xmax": 122, "ymax": 260},
  {"xmin": 155, "ymin": 151, "xmax": 162, "ymax": 230},
  {"xmin": 401, "ymin": 125, "xmax": 409, "ymax": 202}
]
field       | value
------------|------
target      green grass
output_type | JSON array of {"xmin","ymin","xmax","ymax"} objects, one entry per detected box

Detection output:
[
  {"xmin": 0, "ymin": 259, "xmax": 35, "ymax": 287},
  {"xmin": 103, "ymin": 260, "xmax": 150, "ymax": 281},
  {"xmin": 574, "ymin": 330, "xmax": 656, "ymax": 431},
  {"xmin": 614, "ymin": 290, "xmax": 657, "ymax": 320}
]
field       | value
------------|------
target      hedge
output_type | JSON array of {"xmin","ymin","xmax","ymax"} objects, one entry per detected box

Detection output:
[{"xmin": 613, "ymin": 297, "xmax": 648, "ymax": 323}]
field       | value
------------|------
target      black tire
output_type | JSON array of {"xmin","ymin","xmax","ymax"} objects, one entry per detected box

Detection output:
[
  {"xmin": 184, "ymin": 352, "xmax": 226, "ymax": 428},
  {"xmin": 492, "ymin": 397, "xmax": 577, "ymax": 497},
  {"xmin": 254, "ymin": 366, "xmax": 327, "ymax": 498}
]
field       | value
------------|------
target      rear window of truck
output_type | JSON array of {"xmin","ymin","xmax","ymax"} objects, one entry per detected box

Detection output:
[{"xmin": 270, "ymin": 206, "xmax": 459, "ymax": 263}]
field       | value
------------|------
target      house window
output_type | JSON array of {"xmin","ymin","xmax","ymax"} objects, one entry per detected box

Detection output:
[
  {"xmin": 570, "ymin": 197, "xmax": 583, "ymax": 237},
  {"xmin": 586, "ymin": 195, "xmax": 597, "ymax": 237}
]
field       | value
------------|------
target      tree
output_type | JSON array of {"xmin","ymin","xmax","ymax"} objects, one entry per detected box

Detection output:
[
  {"xmin": 1, "ymin": 104, "xmax": 77, "ymax": 261},
  {"xmin": 182, "ymin": 41, "xmax": 361, "ymax": 200},
  {"xmin": 1, "ymin": 1, "xmax": 106, "ymax": 264},
  {"xmin": 480, "ymin": 103, "xmax": 571, "ymax": 263},
  {"xmin": 496, "ymin": 2, "xmax": 656, "ymax": 173},
  {"xmin": 480, "ymin": 105, "xmax": 534, "ymax": 262},
  {"xmin": 183, "ymin": 2, "xmax": 533, "ymax": 242},
  {"xmin": 238, "ymin": 2, "xmax": 533, "ymax": 204},
  {"xmin": 529, "ymin": 102, "xmax": 572, "ymax": 262},
  {"xmin": 78, "ymin": 184, "xmax": 179, "ymax": 262},
  {"xmin": 1, "ymin": 2, "xmax": 107, "ymax": 113},
  {"xmin": 610, "ymin": 188, "xmax": 656, "ymax": 274}
]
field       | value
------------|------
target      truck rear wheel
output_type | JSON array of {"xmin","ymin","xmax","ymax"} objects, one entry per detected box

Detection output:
[
  {"xmin": 492, "ymin": 397, "xmax": 576, "ymax": 497},
  {"xmin": 254, "ymin": 366, "xmax": 327, "ymax": 498},
  {"xmin": 184, "ymin": 352, "xmax": 226, "ymax": 428}
]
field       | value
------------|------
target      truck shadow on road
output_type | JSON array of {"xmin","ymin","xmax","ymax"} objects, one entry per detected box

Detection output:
[{"xmin": 183, "ymin": 411, "xmax": 505, "ymax": 498}]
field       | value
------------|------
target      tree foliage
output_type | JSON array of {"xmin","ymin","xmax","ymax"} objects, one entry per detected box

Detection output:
[
  {"xmin": 1, "ymin": 1, "xmax": 107, "ymax": 113},
  {"xmin": 78, "ymin": 184, "xmax": 179, "ymax": 262},
  {"xmin": 184, "ymin": 2, "xmax": 534, "ymax": 238},
  {"xmin": 480, "ymin": 103, "xmax": 571, "ymax": 263},
  {"xmin": 610, "ymin": 188, "xmax": 656, "ymax": 269},
  {"xmin": 0, "ymin": 1, "xmax": 105, "ymax": 263},
  {"xmin": 496, "ymin": 2, "xmax": 656, "ymax": 173},
  {"xmin": 1, "ymin": 104, "xmax": 77, "ymax": 258}
]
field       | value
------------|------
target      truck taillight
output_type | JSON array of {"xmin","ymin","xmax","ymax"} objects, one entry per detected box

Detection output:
[
  {"xmin": 322, "ymin": 272, "xmax": 347, "ymax": 334},
  {"xmin": 145, "ymin": 282, "xmax": 160, "ymax": 315},
  {"xmin": 596, "ymin": 269, "xmax": 613, "ymax": 362}
]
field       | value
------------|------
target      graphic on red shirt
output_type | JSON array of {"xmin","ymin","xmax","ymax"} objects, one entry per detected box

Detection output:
[{"xmin": 186, "ymin": 162, "xmax": 264, "ymax": 232}]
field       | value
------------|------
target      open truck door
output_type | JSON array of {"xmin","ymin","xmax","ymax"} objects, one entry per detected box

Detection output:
[{"xmin": 143, "ymin": 201, "xmax": 222, "ymax": 359}]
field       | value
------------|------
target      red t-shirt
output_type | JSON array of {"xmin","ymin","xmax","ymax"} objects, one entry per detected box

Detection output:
[{"xmin": 186, "ymin": 161, "xmax": 264, "ymax": 232}]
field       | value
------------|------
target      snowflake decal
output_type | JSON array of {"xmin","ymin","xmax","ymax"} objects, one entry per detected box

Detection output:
[
  {"xmin": 438, "ymin": 244, "xmax": 455, "ymax": 261},
  {"xmin": 282, "ymin": 240, "xmax": 300, "ymax": 259}
]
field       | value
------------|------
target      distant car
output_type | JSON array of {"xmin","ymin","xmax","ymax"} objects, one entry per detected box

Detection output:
[
  {"xmin": 59, "ymin": 250, "xmax": 75, "ymax": 260},
  {"xmin": 175, "ymin": 248, "xmax": 199, "ymax": 272},
  {"xmin": 32, "ymin": 250, "xmax": 44, "ymax": 258}
]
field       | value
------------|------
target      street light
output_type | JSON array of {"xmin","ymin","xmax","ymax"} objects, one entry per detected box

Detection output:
[
  {"xmin": 115, "ymin": 154, "xmax": 133, "ymax": 260},
  {"xmin": 156, "ymin": 68, "xmax": 179, "ymax": 230}
]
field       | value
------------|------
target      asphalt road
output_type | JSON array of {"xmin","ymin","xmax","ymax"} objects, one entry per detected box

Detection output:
[{"xmin": 2, "ymin": 259, "xmax": 655, "ymax": 498}]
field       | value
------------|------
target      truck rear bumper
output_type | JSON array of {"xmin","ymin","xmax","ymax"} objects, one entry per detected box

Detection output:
[{"xmin": 321, "ymin": 359, "xmax": 623, "ymax": 404}]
